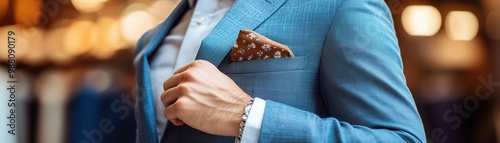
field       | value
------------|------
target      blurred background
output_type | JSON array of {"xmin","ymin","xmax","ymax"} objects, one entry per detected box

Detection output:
[{"xmin": 0, "ymin": 0, "xmax": 498, "ymax": 143}]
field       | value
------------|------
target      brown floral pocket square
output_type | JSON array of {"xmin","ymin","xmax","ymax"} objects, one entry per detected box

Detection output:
[{"xmin": 230, "ymin": 30, "xmax": 294, "ymax": 62}]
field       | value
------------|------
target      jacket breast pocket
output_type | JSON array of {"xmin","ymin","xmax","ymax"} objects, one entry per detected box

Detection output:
[{"xmin": 226, "ymin": 55, "xmax": 309, "ymax": 74}]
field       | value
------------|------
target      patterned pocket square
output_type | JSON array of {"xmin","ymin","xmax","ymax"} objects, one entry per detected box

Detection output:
[{"xmin": 230, "ymin": 30, "xmax": 294, "ymax": 62}]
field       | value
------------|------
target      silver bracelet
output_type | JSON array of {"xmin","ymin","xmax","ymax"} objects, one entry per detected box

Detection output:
[{"xmin": 235, "ymin": 98, "xmax": 254, "ymax": 143}]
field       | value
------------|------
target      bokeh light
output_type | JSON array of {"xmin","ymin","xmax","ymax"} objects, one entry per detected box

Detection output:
[
  {"xmin": 149, "ymin": 0, "xmax": 179, "ymax": 25},
  {"xmin": 122, "ymin": 2, "xmax": 149, "ymax": 14},
  {"xmin": 486, "ymin": 11, "xmax": 500, "ymax": 39},
  {"xmin": 402, "ymin": 5, "xmax": 442, "ymax": 36},
  {"xmin": 445, "ymin": 11, "xmax": 479, "ymax": 41},
  {"xmin": 14, "ymin": 0, "xmax": 42, "ymax": 26},
  {"xmin": 45, "ymin": 26, "xmax": 72, "ymax": 64},
  {"xmin": 64, "ymin": 20, "xmax": 95, "ymax": 58},
  {"xmin": 419, "ymin": 34, "xmax": 485, "ymax": 69},
  {"xmin": 0, "ymin": 0, "xmax": 8, "ymax": 21},
  {"xmin": 0, "ymin": 26, "xmax": 45, "ymax": 64},
  {"xmin": 120, "ymin": 10, "xmax": 154, "ymax": 45},
  {"xmin": 19, "ymin": 27, "xmax": 45, "ymax": 65},
  {"xmin": 71, "ymin": 0, "xmax": 109, "ymax": 13},
  {"xmin": 90, "ymin": 17, "xmax": 125, "ymax": 60}
]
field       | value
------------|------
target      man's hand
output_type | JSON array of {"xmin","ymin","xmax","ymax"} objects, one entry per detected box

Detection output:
[{"xmin": 161, "ymin": 60, "xmax": 252, "ymax": 137}]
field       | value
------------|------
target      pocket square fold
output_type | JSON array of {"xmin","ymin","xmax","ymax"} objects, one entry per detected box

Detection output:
[{"xmin": 230, "ymin": 30, "xmax": 294, "ymax": 62}]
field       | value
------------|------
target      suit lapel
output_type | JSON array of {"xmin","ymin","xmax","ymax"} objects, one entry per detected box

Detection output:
[
  {"xmin": 196, "ymin": 0, "xmax": 287, "ymax": 66},
  {"xmin": 144, "ymin": 0, "xmax": 190, "ymax": 58},
  {"xmin": 136, "ymin": 1, "xmax": 189, "ymax": 142}
]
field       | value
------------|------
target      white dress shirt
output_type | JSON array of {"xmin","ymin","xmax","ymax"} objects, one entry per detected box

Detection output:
[{"xmin": 148, "ymin": 0, "xmax": 266, "ymax": 142}]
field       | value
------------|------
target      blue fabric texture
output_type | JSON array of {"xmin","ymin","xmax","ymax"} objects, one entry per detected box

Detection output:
[
  {"xmin": 135, "ymin": 0, "xmax": 426, "ymax": 142},
  {"xmin": 135, "ymin": 1, "xmax": 190, "ymax": 143}
]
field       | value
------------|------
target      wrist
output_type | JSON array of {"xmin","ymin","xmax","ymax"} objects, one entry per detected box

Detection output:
[{"xmin": 235, "ymin": 98, "xmax": 254, "ymax": 143}]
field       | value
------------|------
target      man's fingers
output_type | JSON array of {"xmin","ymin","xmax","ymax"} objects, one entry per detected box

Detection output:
[
  {"xmin": 162, "ymin": 85, "xmax": 191, "ymax": 126},
  {"xmin": 173, "ymin": 63, "xmax": 191, "ymax": 75},
  {"xmin": 164, "ymin": 101, "xmax": 185, "ymax": 126},
  {"xmin": 170, "ymin": 119, "xmax": 184, "ymax": 126},
  {"xmin": 163, "ymin": 73, "xmax": 182, "ymax": 91},
  {"xmin": 164, "ymin": 62, "xmax": 194, "ymax": 91},
  {"xmin": 161, "ymin": 85, "xmax": 184, "ymax": 106}
]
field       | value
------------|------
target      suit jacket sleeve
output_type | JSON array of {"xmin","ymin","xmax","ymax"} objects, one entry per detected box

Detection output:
[{"xmin": 258, "ymin": 0, "xmax": 426, "ymax": 142}]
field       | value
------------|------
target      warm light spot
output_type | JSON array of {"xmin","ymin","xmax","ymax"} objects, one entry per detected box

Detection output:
[
  {"xmin": 109, "ymin": 21, "xmax": 127, "ymax": 50},
  {"xmin": 486, "ymin": 11, "xmax": 500, "ymax": 40},
  {"xmin": 418, "ymin": 34, "xmax": 485, "ymax": 69},
  {"xmin": 71, "ymin": 0, "xmax": 108, "ymax": 13},
  {"xmin": 122, "ymin": 2, "xmax": 149, "ymax": 14},
  {"xmin": 445, "ymin": 11, "xmax": 479, "ymax": 41},
  {"xmin": 149, "ymin": 0, "xmax": 179, "ymax": 24},
  {"xmin": 0, "ymin": 0, "xmax": 8, "ymax": 20},
  {"xmin": 14, "ymin": 0, "xmax": 42, "ymax": 26},
  {"xmin": 20, "ymin": 27, "xmax": 45, "ymax": 65},
  {"xmin": 120, "ymin": 10, "xmax": 154, "ymax": 45},
  {"xmin": 402, "ymin": 5, "xmax": 442, "ymax": 36},
  {"xmin": 45, "ymin": 27, "xmax": 73, "ymax": 64},
  {"xmin": 0, "ymin": 25, "xmax": 41, "ymax": 63},
  {"xmin": 64, "ymin": 20, "xmax": 94, "ymax": 57},
  {"xmin": 90, "ymin": 17, "xmax": 125, "ymax": 60}
]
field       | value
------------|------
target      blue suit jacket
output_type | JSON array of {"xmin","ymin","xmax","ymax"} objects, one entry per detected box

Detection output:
[{"xmin": 135, "ymin": 0, "xmax": 426, "ymax": 142}]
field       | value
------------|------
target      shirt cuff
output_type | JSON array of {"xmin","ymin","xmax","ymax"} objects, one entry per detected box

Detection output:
[{"xmin": 241, "ymin": 97, "xmax": 266, "ymax": 143}]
